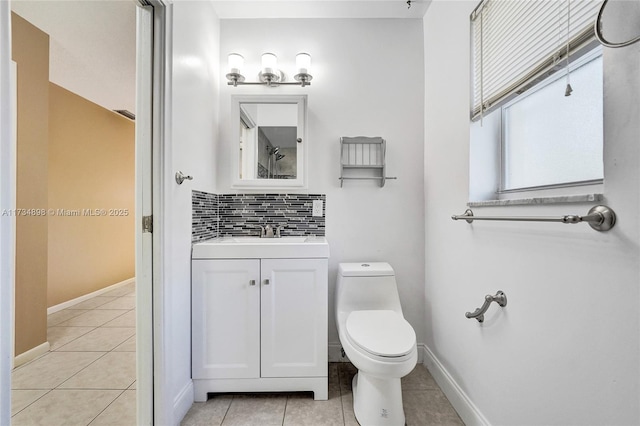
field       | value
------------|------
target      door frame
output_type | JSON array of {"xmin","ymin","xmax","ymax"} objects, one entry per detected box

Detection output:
[
  {"xmin": 0, "ymin": 1, "xmax": 168, "ymax": 423},
  {"xmin": 136, "ymin": 0, "xmax": 168, "ymax": 424},
  {"xmin": 0, "ymin": 1, "xmax": 15, "ymax": 422}
]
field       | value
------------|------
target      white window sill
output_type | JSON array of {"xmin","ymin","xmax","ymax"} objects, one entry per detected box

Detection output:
[{"xmin": 467, "ymin": 193, "xmax": 603, "ymax": 207}]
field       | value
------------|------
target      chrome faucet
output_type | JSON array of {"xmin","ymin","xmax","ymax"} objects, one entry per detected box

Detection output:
[
  {"xmin": 252, "ymin": 224, "xmax": 286, "ymax": 238},
  {"xmin": 264, "ymin": 224, "xmax": 275, "ymax": 238}
]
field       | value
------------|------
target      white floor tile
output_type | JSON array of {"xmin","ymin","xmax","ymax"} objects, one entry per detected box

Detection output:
[
  {"xmin": 59, "ymin": 352, "xmax": 136, "ymax": 390},
  {"xmin": 11, "ymin": 390, "xmax": 48, "ymax": 416},
  {"xmin": 102, "ymin": 310, "xmax": 135, "ymax": 327},
  {"xmin": 12, "ymin": 352, "xmax": 105, "ymax": 390},
  {"xmin": 11, "ymin": 389, "xmax": 120, "ymax": 426},
  {"xmin": 47, "ymin": 309, "xmax": 89, "ymax": 327},
  {"xmin": 56, "ymin": 327, "xmax": 135, "ymax": 352},
  {"xmin": 48, "ymin": 326, "xmax": 96, "ymax": 351},
  {"xmin": 113, "ymin": 335, "xmax": 136, "ymax": 352},
  {"xmin": 90, "ymin": 390, "xmax": 136, "ymax": 426},
  {"xmin": 57, "ymin": 309, "xmax": 129, "ymax": 327},
  {"xmin": 98, "ymin": 296, "xmax": 135, "ymax": 310}
]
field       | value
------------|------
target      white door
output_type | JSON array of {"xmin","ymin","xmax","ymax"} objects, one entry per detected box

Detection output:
[
  {"xmin": 192, "ymin": 259, "xmax": 261, "ymax": 379},
  {"xmin": 261, "ymin": 258, "xmax": 328, "ymax": 378}
]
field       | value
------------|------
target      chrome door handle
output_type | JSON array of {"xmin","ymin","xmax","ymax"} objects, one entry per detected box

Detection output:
[
  {"xmin": 249, "ymin": 280, "xmax": 256, "ymax": 286},
  {"xmin": 264, "ymin": 279, "xmax": 270, "ymax": 285}
]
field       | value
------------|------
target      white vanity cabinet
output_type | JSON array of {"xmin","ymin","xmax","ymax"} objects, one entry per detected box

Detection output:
[{"xmin": 192, "ymin": 251, "xmax": 329, "ymax": 402}]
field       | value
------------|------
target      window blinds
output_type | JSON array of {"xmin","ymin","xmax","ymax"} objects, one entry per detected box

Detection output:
[{"xmin": 470, "ymin": 0, "xmax": 600, "ymax": 121}]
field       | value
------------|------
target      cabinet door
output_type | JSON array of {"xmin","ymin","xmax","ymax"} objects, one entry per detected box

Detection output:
[
  {"xmin": 260, "ymin": 258, "xmax": 328, "ymax": 378},
  {"xmin": 192, "ymin": 259, "xmax": 260, "ymax": 379}
]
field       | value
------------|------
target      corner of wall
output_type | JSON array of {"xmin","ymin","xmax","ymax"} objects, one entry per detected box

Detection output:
[{"xmin": 421, "ymin": 344, "xmax": 489, "ymax": 426}]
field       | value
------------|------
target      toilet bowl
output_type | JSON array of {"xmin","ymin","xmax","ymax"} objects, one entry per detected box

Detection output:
[{"xmin": 336, "ymin": 262, "xmax": 417, "ymax": 426}]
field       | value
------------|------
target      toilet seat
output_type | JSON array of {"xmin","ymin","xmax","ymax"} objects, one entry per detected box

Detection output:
[{"xmin": 346, "ymin": 310, "xmax": 416, "ymax": 358}]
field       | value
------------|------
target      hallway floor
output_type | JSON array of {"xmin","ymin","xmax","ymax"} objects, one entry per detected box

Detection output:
[
  {"xmin": 10, "ymin": 281, "xmax": 136, "ymax": 425},
  {"xmin": 181, "ymin": 362, "xmax": 464, "ymax": 426}
]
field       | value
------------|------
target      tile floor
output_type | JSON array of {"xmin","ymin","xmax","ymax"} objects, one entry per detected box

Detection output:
[
  {"xmin": 11, "ymin": 280, "xmax": 464, "ymax": 426},
  {"xmin": 11, "ymin": 281, "xmax": 136, "ymax": 426},
  {"xmin": 181, "ymin": 362, "xmax": 464, "ymax": 426}
]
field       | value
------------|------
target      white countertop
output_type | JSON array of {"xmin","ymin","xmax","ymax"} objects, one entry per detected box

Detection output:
[{"xmin": 192, "ymin": 236, "xmax": 330, "ymax": 259}]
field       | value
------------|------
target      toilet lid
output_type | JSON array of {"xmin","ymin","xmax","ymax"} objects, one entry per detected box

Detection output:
[{"xmin": 346, "ymin": 310, "xmax": 416, "ymax": 357}]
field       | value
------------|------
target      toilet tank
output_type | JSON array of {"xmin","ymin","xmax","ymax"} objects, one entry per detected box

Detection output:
[{"xmin": 336, "ymin": 262, "xmax": 403, "ymax": 314}]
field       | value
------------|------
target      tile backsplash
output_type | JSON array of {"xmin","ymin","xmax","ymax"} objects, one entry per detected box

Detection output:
[
  {"xmin": 192, "ymin": 191, "xmax": 325, "ymax": 242},
  {"xmin": 192, "ymin": 191, "xmax": 219, "ymax": 242}
]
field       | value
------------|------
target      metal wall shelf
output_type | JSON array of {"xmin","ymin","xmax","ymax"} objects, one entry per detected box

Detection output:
[{"xmin": 339, "ymin": 136, "xmax": 396, "ymax": 187}]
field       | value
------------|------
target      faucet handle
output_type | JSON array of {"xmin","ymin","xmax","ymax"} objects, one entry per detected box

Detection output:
[
  {"xmin": 249, "ymin": 224, "xmax": 266, "ymax": 237},
  {"xmin": 275, "ymin": 224, "xmax": 285, "ymax": 238}
]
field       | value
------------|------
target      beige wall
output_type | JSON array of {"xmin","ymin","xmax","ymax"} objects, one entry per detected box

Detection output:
[
  {"xmin": 11, "ymin": 12, "xmax": 135, "ymax": 356},
  {"xmin": 11, "ymin": 12, "xmax": 49, "ymax": 356},
  {"xmin": 48, "ymin": 83, "xmax": 135, "ymax": 307}
]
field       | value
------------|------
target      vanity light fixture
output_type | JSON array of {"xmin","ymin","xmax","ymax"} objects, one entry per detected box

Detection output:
[
  {"xmin": 226, "ymin": 53, "xmax": 245, "ymax": 85},
  {"xmin": 226, "ymin": 52, "xmax": 313, "ymax": 87},
  {"xmin": 294, "ymin": 53, "xmax": 313, "ymax": 86}
]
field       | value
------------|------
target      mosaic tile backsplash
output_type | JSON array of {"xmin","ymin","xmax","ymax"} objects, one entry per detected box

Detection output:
[
  {"xmin": 192, "ymin": 191, "xmax": 326, "ymax": 242},
  {"xmin": 192, "ymin": 191, "xmax": 219, "ymax": 242}
]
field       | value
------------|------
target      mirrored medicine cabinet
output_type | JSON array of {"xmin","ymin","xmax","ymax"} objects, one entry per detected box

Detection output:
[{"xmin": 231, "ymin": 95, "xmax": 307, "ymax": 189}]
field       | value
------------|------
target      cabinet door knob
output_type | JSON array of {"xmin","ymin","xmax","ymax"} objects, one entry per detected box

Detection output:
[
  {"xmin": 249, "ymin": 279, "xmax": 256, "ymax": 286},
  {"xmin": 264, "ymin": 278, "xmax": 270, "ymax": 285}
]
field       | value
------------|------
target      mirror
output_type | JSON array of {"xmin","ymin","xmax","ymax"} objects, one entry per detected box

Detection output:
[{"xmin": 232, "ymin": 95, "xmax": 307, "ymax": 189}]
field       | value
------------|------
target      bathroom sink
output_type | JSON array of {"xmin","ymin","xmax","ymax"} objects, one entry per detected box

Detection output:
[
  {"xmin": 192, "ymin": 235, "xmax": 329, "ymax": 259},
  {"xmin": 229, "ymin": 236, "xmax": 309, "ymax": 243}
]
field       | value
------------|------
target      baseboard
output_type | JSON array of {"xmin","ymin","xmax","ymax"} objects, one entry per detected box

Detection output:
[
  {"xmin": 47, "ymin": 277, "xmax": 136, "ymax": 315},
  {"xmin": 415, "ymin": 343, "xmax": 425, "ymax": 363},
  {"xmin": 421, "ymin": 345, "xmax": 489, "ymax": 426},
  {"xmin": 173, "ymin": 380, "xmax": 194, "ymax": 425},
  {"xmin": 14, "ymin": 341, "xmax": 50, "ymax": 368}
]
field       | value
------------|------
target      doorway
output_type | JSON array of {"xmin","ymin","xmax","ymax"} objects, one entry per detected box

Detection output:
[{"xmin": 0, "ymin": 1, "xmax": 160, "ymax": 424}]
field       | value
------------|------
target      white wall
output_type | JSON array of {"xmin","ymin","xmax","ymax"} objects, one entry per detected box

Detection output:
[
  {"xmin": 423, "ymin": 1, "xmax": 640, "ymax": 425},
  {"xmin": 161, "ymin": 1, "xmax": 220, "ymax": 424},
  {"xmin": 218, "ymin": 19, "xmax": 426, "ymax": 352}
]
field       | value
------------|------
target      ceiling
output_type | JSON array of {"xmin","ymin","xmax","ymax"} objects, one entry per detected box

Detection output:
[
  {"xmin": 11, "ymin": 0, "xmax": 137, "ymax": 114},
  {"xmin": 10, "ymin": 0, "xmax": 429, "ymax": 115},
  {"xmin": 209, "ymin": 1, "xmax": 430, "ymax": 19}
]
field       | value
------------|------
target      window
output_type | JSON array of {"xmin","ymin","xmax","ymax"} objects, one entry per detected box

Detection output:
[
  {"xmin": 501, "ymin": 50, "xmax": 603, "ymax": 191},
  {"xmin": 469, "ymin": 0, "xmax": 604, "ymax": 200},
  {"xmin": 471, "ymin": 0, "xmax": 601, "ymax": 119}
]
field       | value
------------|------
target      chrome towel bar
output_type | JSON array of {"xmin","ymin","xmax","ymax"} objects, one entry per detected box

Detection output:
[
  {"xmin": 466, "ymin": 291, "xmax": 507, "ymax": 323},
  {"xmin": 451, "ymin": 205, "xmax": 616, "ymax": 232}
]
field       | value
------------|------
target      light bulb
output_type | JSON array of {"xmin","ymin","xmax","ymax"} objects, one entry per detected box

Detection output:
[
  {"xmin": 261, "ymin": 53, "xmax": 278, "ymax": 75},
  {"xmin": 228, "ymin": 53, "xmax": 244, "ymax": 75},
  {"xmin": 296, "ymin": 53, "xmax": 311, "ymax": 75}
]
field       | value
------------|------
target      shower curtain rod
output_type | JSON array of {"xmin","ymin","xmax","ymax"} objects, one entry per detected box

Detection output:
[{"xmin": 451, "ymin": 205, "xmax": 616, "ymax": 232}]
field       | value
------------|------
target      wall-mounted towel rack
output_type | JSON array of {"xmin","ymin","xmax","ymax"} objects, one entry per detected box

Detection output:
[
  {"xmin": 339, "ymin": 136, "xmax": 397, "ymax": 187},
  {"xmin": 451, "ymin": 205, "xmax": 616, "ymax": 232}
]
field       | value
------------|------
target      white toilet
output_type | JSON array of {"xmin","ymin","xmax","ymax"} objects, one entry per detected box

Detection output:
[{"xmin": 336, "ymin": 262, "xmax": 417, "ymax": 426}]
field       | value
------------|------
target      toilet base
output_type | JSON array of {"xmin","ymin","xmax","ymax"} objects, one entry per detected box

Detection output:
[{"xmin": 352, "ymin": 372, "xmax": 406, "ymax": 426}]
